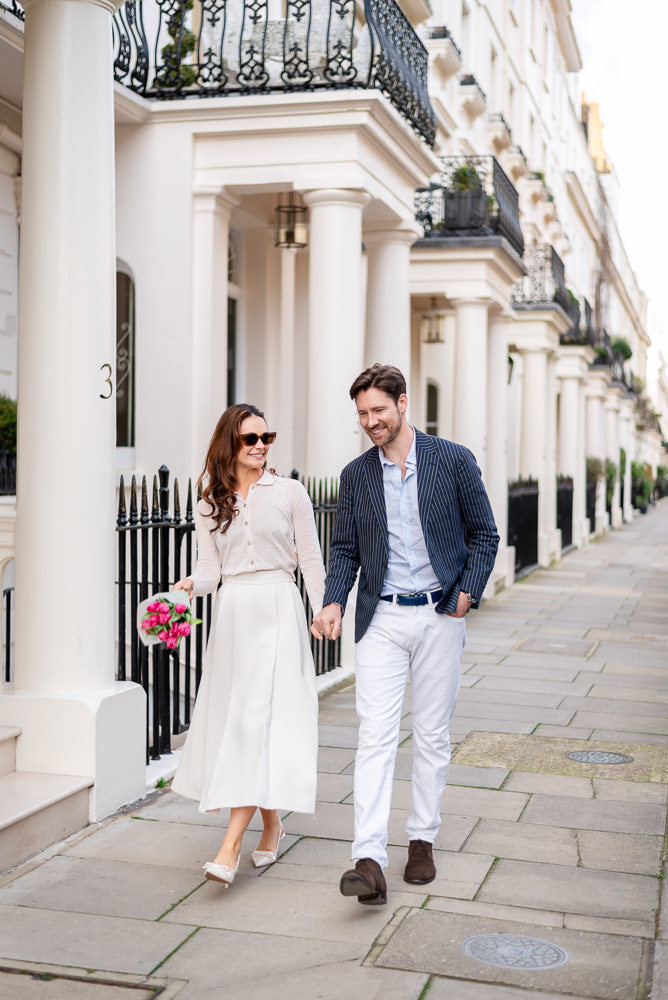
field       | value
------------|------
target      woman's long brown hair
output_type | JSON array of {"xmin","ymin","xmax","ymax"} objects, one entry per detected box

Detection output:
[{"xmin": 197, "ymin": 404, "xmax": 267, "ymax": 533}]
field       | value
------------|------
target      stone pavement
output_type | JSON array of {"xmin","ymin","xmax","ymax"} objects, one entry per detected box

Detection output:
[{"xmin": 0, "ymin": 504, "xmax": 667, "ymax": 1000}]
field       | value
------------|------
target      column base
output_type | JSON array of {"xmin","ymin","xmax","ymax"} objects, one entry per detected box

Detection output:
[
  {"xmin": 549, "ymin": 528, "xmax": 562, "ymax": 563},
  {"xmin": 623, "ymin": 504, "xmax": 635, "ymax": 524},
  {"xmin": 0, "ymin": 682, "xmax": 146, "ymax": 821},
  {"xmin": 538, "ymin": 532, "xmax": 552, "ymax": 567},
  {"xmin": 611, "ymin": 505, "xmax": 623, "ymax": 529}
]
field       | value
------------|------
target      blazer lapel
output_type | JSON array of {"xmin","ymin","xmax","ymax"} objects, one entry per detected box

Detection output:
[
  {"xmin": 363, "ymin": 448, "xmax": 388, "ymax": 543},
  {"xmin": 416, "ymin": 430, "xmax": 438, "ymax": 531}
]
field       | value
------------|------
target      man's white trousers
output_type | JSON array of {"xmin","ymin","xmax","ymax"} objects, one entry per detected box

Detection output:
[{"xmin": 352, "ymin": 601, "xmax": 465, "ymax": 869}]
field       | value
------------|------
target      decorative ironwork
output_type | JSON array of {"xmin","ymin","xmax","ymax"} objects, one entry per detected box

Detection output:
[
  {"xmin": 117, "ymin": 465, "xmax": 342, "ymax": 760},
  {"xmin": 567, "ymin": 750, "xmax": 633, "ymax": 765},
  {"xmin": 0, "ymin": 0, "xmax": 24, "ymax": 20},
  {"xmin": 508, "ymin": 479, "xmax": 538, "ymax": 574},
  {"xmin": 416, "ymin": 156, "xmax": 524, "ymax": 257},
  {"xmin": 512, "ymin": 244, "xmax": 571, "ymax": 312},
  {"xmin": 462, "ymin": 935, "xmax": 569, "ymax": 970},
  {"xmin": 557, "ymin": 476, "xmax": 573, "ymax": 549},
  {"xmin": 592, "ymin": 328, "xmax": 612, "ymax": 367},
  {"xmin": 0, "ymin": 450, "xmax": 16, "ymax": 496},
  {"xmin": 3, "ymin": 585, "xmax": 13, "ymax": 684},
  {"xmin": 111, "ymin": 0, "xmax": 436, "ymax": 145}
]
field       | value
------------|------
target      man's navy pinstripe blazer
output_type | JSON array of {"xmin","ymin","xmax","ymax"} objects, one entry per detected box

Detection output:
[{"xmin": 322, "ymin": 429, "xmax": 499, "ymax": 643}]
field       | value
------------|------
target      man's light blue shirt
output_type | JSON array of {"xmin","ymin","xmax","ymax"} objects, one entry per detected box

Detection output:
[{"xmin": 379, "ymin": 428, "xmax": 441, "ymax": 595}]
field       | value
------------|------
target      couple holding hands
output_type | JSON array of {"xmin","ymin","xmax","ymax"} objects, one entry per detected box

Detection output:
[{"xmin": 171, "ymin": 363, "xmax": 499, "ymax": 904}]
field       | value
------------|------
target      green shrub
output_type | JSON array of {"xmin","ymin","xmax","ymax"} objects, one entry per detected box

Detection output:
[
  {"xmin": 586, "ymin": 457, "xmax": 602, "ymax": 482},
  {"xmin": 0, "ymin": 394, "xmax": 17, "ymax": 452},
  {"xmin": 605, "ymin": 459, "xmax": 617, "ymax": 508},
  {"xmin": 610, "ymin": 337, "xmax": 632, "ymax": 360}
]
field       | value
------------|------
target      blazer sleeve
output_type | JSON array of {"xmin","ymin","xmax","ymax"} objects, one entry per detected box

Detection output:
[
  {"xmin": 322, "ymin": 466, "xmax": 360, "ymax": 612},
  {"xmin": 456, "ymin": 447, "xmax": 500, "ymax": 606}
]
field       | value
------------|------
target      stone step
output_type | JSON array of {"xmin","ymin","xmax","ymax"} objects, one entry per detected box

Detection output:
[
  {"xmin": 0, "ymin": 770, "xmax": 92, "ymax": 873},
  {"xmin": 0, "ymin": 725, "xmax": 21, "ymax": 778}
]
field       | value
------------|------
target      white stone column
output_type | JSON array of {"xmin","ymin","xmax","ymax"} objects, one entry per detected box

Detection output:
[
  {"xmin": 618, "ymin": 400, "xmax": 634, "ymax": 522},
  {"xmin": 486, "ymin": 312, "xmax": 512, "ymax": 587},
  {"xmin": 585, "ymin": 374, "xmax": 608, "ymax": 535},
  {"xmin": 453, "ymin": 299, "xmax": 489, "ymax": 477},
  {"xmin": 545, "ymin": 354, "xmax": 559, "ymax": 559},
  {"xmin": 304, "ymin": 189, "xmax": 369, "ymax": 477},
  {"xmin": 191, "ymin": 188, "xmax": 235, "ymax": 469},
  {"xmin": 557, "ymin": 373, "xmax": 585, "ymax": 547},
  {"xmin": 0, "ymin": 0, "xmax": 145, "ymax": 819},
  {"xmin": 519, "ymin": 346, "xmax": 550, "ymax": 565},
  {"xmin": 364, "ymin": 228, "xmax": 416, "ymax": 380},
  {"xmin": 278, "ymin": 247, "xmax": 297, "ymax": 470},
  {"xmin": 605, "ymin": 392, "xmax": 622, "ymax": 528}
]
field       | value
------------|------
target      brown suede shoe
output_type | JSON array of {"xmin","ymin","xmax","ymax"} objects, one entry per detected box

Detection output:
[
  {"xmin": 339, "ymin": 858, "xmax": 387, "ymax": 905},
  {"xmin": 404, "ymin": 839, "xmax": 436, "ymax": 884}
]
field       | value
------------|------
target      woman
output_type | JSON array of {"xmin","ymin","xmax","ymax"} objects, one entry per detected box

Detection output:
[{"xmin": 171, "ymin": 403, "xmax": 326, "ymax": 886}]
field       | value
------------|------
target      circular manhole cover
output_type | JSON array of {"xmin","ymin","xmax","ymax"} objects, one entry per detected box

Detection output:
[
  {"xmin": 567, "ymin": 750, "xmax": 633, "ymax": 765},
  {"xmin": 461, "ymin": 934, "xmax": 569, "ymax": 970}
]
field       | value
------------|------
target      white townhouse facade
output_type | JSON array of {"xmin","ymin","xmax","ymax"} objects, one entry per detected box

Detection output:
[{"xmin": 0, "ymin": 0, "xmax": 664, "ymax": 855}]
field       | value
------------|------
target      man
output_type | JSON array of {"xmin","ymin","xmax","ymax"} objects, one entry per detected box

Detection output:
[{"xmin": 311, "ymin": 364, "xmax": 499, "ymax": 905}]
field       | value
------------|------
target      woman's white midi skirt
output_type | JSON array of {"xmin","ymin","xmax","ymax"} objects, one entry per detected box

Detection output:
[{"xmin": 171, "ymin": 570, "xmax": 318, "ymax": 814}]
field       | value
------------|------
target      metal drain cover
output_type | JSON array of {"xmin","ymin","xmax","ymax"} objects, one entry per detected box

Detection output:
[
  {"xmin": 567, "ymin": 750, "xmax": 633, "ymax": 765},
  {"xmin": 461, "ymin": 934, "xmax": 569, "ymax": 970}
]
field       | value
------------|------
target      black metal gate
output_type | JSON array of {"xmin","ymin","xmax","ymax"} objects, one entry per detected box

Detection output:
[
  {"xmin": 556, "ymin": 476, "xmax": 573, "ymax": 549},
  {"xmin": 507, "ymin": 479, "xmax": 539, "ymax": 574},
  {"xmin": 116, "ymin": 467, "xmax": 341, "ymax": 761},
  {"xmin": 586, "ymin": 481, "xmax": 596, "ymax": 530}
]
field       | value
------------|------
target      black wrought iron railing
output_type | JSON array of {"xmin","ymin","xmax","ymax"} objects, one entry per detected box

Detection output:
[
  {"xmin": 556, "ymin": 476, "xmax": 573, "ymax": 549},
  {"xmin": 112, "ymin": 0, "xmax": 436, "ymax": 145},
  {"xmin": 507, "ymin": 479, "xmax": 538, "ymax": 574},
  {"xmin": 0, "ymin": 0, "xmax": 23, "ymax": 21},
  {"xmin": 488, "ymin": 111, "xmax": 511, "ymax": 136},
  {"xmin": 415, "ymin": 155, "xmax": 524, "ymax": 257},
  {"xmin": 592, "ymin": 329, "xmax": 612, "ymax": 367},
  {"xmin": 116, "ymin": 465, "xmax": 341, "ymax": 761},
  {"xmin": 0, "ymin": 451, "xmax": 16, "ymax": 496},
  {"xmin": 511, "ymin": 244, "xmax": 571, "ymax": 313},
  {"xmin": 460, "ymin": 73, "xmax": 485, "ymax": 98},
  {"xmin": 586, "ymin": 480, "xmax": 596, "ymax": 529},
  {"xmin": 3, "ymin": 586, "xmax": 13, "ymax": 684}
]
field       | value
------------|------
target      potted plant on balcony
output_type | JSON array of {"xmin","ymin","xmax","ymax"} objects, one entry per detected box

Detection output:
[
  {"xmin": 442, "ymin": 162, "xmax": 490, "ymax": 232},
  {"xmin": 610, "ymin": 337, "xmax": 632, "ymax": 361}
]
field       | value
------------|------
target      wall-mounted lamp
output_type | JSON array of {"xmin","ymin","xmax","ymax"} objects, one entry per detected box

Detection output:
[
  {"xmin": 421, "ymin": 297, "xmax": 445, "ymax": 343},
  {"xmin": 275, "ymin": 191, "xmax": 308, "ymax": 249}
]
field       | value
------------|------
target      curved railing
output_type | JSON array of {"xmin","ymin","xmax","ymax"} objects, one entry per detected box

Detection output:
[
  {"xmin": 511, "ymin": 244, "xmax": 572, "ymax": 311},
  {"xmin": 112, "ymin": 0, "xmax": 435, "ymax": 146}
]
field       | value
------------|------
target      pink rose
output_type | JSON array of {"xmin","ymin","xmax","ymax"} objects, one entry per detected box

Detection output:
[
  {"xmin": 141, "ymin": 620, "xmax": 152, "ymax": 631},
  {"xmin": 178, "ymin": 623, "xmax": 191, "ymax": 637},
  {"xmin": 158, "ymin": 630, "xmax": 168, "ymax": 640},
  {"xmin": 174, "ymin": 603, "xmax": 187, "ymax": 614},
  {"xmin": 166, "ymin": 637, "xmax": 178, "ymax": 649},
  {"xmin": 158, "ymin": 613, "xmax": 171, "ymax": 624},
  {"xmin": 157, "ymin": 602, "xmax": 170, "ymax": 614}
]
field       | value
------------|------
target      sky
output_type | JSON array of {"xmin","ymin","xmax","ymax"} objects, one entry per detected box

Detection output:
[{"xmin": 570, "ymin": 1, "xmax": 668, "ymax": 354}]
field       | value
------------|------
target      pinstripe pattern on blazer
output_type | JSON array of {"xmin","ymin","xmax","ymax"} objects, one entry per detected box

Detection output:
[{"xmin": 322, "ymin": 429, "xmax": 500, "ymax": 643}]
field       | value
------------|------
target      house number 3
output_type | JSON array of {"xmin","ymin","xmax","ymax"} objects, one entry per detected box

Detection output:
[{"xmin": 100, "ymin": 363, "xmax": 113, "ymax": 399}]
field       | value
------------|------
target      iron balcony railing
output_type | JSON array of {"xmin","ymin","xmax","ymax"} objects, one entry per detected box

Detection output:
[
  {"xmin": 592, "ymin": 328, "xmax": 612, "ymax": 367},
  {"xmin": 0, "ymin": 0, "xmax": 23, "ymax": 20},
  {"xmin": 511, "ymin": 243, "xmax": 573, "ymax": 314},
  {"xmin": 112, "ymin": 0, "xmax": 436, "ymax": 146},
  {"xmin": 415, "ymin": 155, "xmax": 524, "ymax": 257}
]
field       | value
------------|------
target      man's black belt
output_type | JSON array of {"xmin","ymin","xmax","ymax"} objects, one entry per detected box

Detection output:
[{"xmin": 379, "ymin": 589, "xmax": 443, "ymax": 607}]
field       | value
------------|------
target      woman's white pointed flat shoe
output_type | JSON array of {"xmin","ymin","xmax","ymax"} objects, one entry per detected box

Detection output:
[
  {"xmin": 251, "ymin": 825, "xmax": 285, "ymax": 868},
  {"xmin": 203, "ymin": 857, "xmax": 240, "ymax": 886}
]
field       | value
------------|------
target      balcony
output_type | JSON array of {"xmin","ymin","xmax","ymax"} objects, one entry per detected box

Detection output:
[
  {"xmin": 511, "ymin": 244, "xmax": 574, "ymax": 315},
  {"xmin": 503, "ymin": 144, "xmax": 528, "ymax": 183},
  {"xmin": 112, "ymin": 0, "xmax": 436, "ymax": 146},
  {"xmin": 415, "ymin": 155, "xmax": 524, "ymax": 257},
  {"xmin": 0, "ymin": 1, "xmax": 23, "ymax": 20},
  {"xmin": 560, "ymin": 295, "xmax": 596, "ymax": 348},
  {"xmin": 425, "ymin": 25, "xmax": 462, "ymax": 81},
  {"xmin": 459, "ymin": 73, "xmax": 486, "ymax": 120},
  {"xmin": 487, "ymin": 112, "xmax": 512, "ymax": 155}
]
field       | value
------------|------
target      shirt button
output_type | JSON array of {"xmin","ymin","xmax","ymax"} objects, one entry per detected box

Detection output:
[
  {"xmin": 250, "ymin": 560, "xmax": 255, "ymax": 565},
  {"xmin": 247, "ymin": 540, "xmax": 252, "ymax": 546},
  {"xmin": 245, "ymin": 522, "xmax": 249, "ymax": 526}
]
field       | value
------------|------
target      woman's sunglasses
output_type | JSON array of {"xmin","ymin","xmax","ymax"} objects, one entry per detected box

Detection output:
[{"xmin": 240, "ymin": 432, "xmax": 277, "ymax": 446}]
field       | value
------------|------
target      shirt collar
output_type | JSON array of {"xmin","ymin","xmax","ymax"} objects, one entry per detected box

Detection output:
[
  {"xmin": 379, "ymin": 427, "xmax": 416, "ymax": 470},
  {"xmin": 256, "ymin": 469, "xmax": 274, "ymax": 485}
]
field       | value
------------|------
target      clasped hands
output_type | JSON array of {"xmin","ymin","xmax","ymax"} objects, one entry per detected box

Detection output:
[{"xmin": 310, "ymin": 603, "xmax": 342, "ymax": 641}]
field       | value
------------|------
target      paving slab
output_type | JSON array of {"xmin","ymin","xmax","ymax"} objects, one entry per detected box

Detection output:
[
  {"xmin": 161, "ymin": 875, "xmax": 419, "ymax": 945},
  {"xmin": 423, "ymin": 895, "xmax": 564, "ymax": 928},
  {"xmin": 387, "ymin": 810, "xmax": 478, "ymax": 852},
  {"xmin": 591, "ymin": 729, "xmax": 668, "ymax": 746},
  {"xmin": 475, "ymin": 676, "xmax": 594, "ymax": 696},
  {"xmin": 318, "ymin": 725, "xmax": 360, "ymax": 748},
  {"xmin": 0, "ymin": 855, "xmax": 203, "ymax": 920},
  {"xmin": 593, "ymin": 777, "xmax": 668, "ymax": 803},
  {"xmin": 522, "ymin": 793, "xmax": 666, "ymax": 835},
  {"xmin": 317, "ymin": 746, "xmax": 357, "ymax": 773},
  {"xmin": 560, "ymin": 695, "xmax": 668, "ymax": 718},
  {"xmin": 520, "ymin": 637, "xmax": 598, "ymax": 657},
  {"xmin": 373, "ymin": 908, "xmax": 645, "ymax": 999},
  {"xmin": 446, "ymin": 765, "xmax": 509, "ymax": 788},
  {"xmin": 588, "ymin": 683, "xmax": 668, "ymax": 703},
  {"xmin": 0, "ymin": 970, "xmax": 159, "ymax": 1000},
  {"xmin": 563, "ymin": 913, "xmax": 655, "ymax": 938},
  {"xmin": 503, "ymin": 772, "xmax": 594, "ymax": 798},
  {"xmin": 458, "ymin": 688, "xmax": 565, "ymax": 709},
  {"xmin": 450, "ymin": 719, "xmax": 535, "ymax": 737},
  {"xmin": 0, "ymin": 905, "xmax": 191, "ymax": 975},
  {"xmin": 425, "ymin": 979, "xmax": 592, "ymax": 1000},
  {"xmin": 134, "ymin": 794, "xmax": 287, "ymax": 829},
  {"xmin": 462, "ymin": 818, "xmax": 578, "ymax": 866},
  {"xmin": 478, "ymin": 858, "xmax": 658, "ymax": 920},
  {"xmin": 454, "ymin": 703, "xmax": 574, "ymax": 725},
  {"xmin": 315, "ymin": 772, "xmax": 354, "ymax": 802},
  {"xmin": 452, "ymin": 731, "xmax": 668, "ymax": 783},
  {"xmin": 281, "ymin": 800, "xmax": 354, "ymax": 840},
  {"xmin": 534, "ymin": 725, "xmax": 595, "ymax": 739},
  {"xmin": 577, "ymin": 829, "xmax": 663, "ymax": 875},
  {"xmin": 442, "ymin": 785, "xmax": 528, "ymax": 821}
]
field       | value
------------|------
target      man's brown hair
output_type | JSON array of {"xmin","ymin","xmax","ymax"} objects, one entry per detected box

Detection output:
[{"xmin": 349, "ymin": 364, "xmax": 407, "ymax": 403}]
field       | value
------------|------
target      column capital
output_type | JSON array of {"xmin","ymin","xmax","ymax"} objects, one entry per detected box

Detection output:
[
  {"xmin": 303, "ymin": 188, "xmax": 370, "ymax": 211},
  {"xmin": 363, "ymin": 224, "xmax": 420, "ymax": 248},
  {"xmin": 451, "ymin": 297, "xmax": 493, "ymax": 310},
  {"xmin": 192, "ymin": 186, "xmax": 239, "ymax": 217},
  {"xmin": 24, "ymin": 0, "xmax": 125, "ymax": 11}
]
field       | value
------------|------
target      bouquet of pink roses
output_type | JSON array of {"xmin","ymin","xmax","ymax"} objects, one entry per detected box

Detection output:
[{"xmin": 137, "ymin": 591, "xmax": 201, "ymax": 650}]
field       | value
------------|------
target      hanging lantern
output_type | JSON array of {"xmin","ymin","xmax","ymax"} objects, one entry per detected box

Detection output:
[
  {"xmin": 421, "ymin": 297, "xmax": 445, "ymax": 343},
  {"xmin": 275, "ymin": 192, "xmax": 308, "ymax": 249}
]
